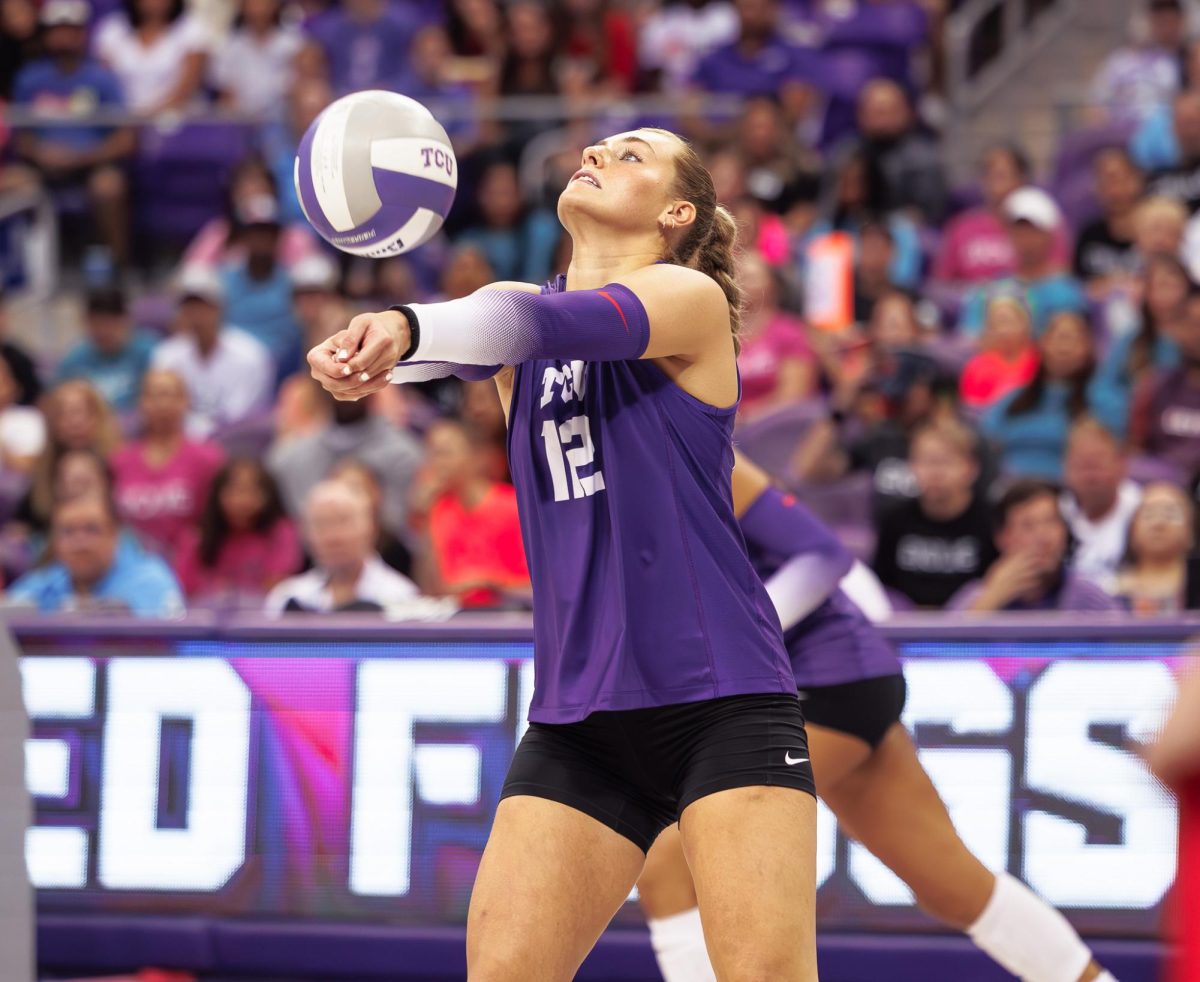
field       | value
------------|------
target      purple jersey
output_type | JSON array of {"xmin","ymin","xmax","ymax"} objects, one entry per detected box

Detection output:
[
  {"xmin": 508, "ymin": 279, "xmax": 795, "ymax": 724},
  {"xmin": 743, "ymin": 517, "xmax": 901, "ymax": 688}
]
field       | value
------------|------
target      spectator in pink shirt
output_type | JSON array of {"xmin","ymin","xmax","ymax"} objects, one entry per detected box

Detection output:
[
  {"xmin": 934, "ymin": 145, "xmax": 1068, "ymax": 288},
  {"xmin": 111, "ymin": 369, "xmax": 223, "ymax": 558},
  {"xmin": 173, "ymin": 457, "xmax": 302, "ymax": 607},
  {"xmin": 736, "ymin": 250, "xmax": 817, "ymax": 419}
]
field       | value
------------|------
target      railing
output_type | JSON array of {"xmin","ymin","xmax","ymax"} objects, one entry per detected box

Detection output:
[
  {"xmin": 946, "ymin": 0, "xmax": 1081, "ymax": 116},
  {"xmin": 0, "ymin": 187, "xmax": 58, "ymax": 302},
  {"xmin": 0, "ymin": 92, "xmax": 746, "ymax": 132}
]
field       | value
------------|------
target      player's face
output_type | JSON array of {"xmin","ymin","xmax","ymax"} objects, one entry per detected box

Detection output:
[{"xmin": 558, "ymin": 130, "xmax": 687, "ymax": 235}]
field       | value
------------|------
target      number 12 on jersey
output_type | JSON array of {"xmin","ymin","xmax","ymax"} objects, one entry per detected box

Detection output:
[{"xmin": 541, "ymin": 416, "xmax": 606, "ymax": 503}]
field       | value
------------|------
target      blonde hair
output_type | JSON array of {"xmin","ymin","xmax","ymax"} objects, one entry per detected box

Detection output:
[
  {"xmin": 1133, "ymin": 195, "xmax": 1187, "ymax": 235},
  {"xmin": 28, "ymin": 380, "xmax": 122, "ymax": 527},
  {"xmin": 645, "ymin": 128, "xmax": 743, "ymax": 351}
]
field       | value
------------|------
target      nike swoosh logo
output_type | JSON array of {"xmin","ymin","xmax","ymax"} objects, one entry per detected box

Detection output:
[{"xmin": 785, "ymin": 752, "xmax": 808, "ymax": 766}]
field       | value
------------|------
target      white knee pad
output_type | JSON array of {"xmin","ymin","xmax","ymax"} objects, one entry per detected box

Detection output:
[
  {"xmin": 966, "ymin": 873, "xmax": 1095, "ymax": 982},
  {"xmin": 648, "ymin": 907, "xmax": 718, "ymax": 982}
]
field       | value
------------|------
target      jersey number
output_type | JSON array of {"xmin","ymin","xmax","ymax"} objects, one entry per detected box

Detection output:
[{"xmin": 540, "ymin": 416, "xmax": 606, "ymax": 502}]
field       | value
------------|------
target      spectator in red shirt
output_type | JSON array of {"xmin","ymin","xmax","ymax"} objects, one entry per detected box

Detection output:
[
  {"xmin": 960, "ymin": 293, "xmax": 1039, "ymax": 409},
  {"xmin": 173, "ymin": 457, "xmax": 302, "ymax": 607},
  {"xmin": 111, "ymin": 369, "xmax": 223, "ymax": 558},
  {"xmin": 412, "ymin": 418, "xmax": 529, "ymax": 608},
  {"xmin": 557, "ymin": 0, "xmax": 636, "ymax": 93}
]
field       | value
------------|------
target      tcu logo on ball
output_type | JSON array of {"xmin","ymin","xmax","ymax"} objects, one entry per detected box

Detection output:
[{"xmin": 421, "ymin": 146, "xmax": 454, "ymax": 178}]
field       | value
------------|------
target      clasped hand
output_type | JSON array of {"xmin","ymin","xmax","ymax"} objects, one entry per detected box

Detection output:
[{"xmin": 307, "ymin": 309, "xmax": 410, "ymax": 400}]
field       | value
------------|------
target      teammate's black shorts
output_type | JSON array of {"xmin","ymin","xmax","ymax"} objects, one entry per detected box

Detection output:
[
  {"xmin": 501, "ymin": 692, "xmax": 816, "ymax": 853},
  {"xmin": 797, "ymin": 673, "xmax": 907, "ymax": 749}
]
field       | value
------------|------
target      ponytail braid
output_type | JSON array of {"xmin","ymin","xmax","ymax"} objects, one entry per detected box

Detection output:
[
  {"xmin": 691, "ymin": 205, "xmax": 743, "ymax": 352},
  {"xmin": 646, "ymin": 128, "xmax": 743, "ymax": 352}
]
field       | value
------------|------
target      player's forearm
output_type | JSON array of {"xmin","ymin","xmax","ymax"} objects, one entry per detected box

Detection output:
[
  {"xmin": 396, "ymin": 285, "xmax": 650, "ymax": 367},
  {"xmin": 740, "ymin": 487, "xmax": 853, "ymax": 630}
]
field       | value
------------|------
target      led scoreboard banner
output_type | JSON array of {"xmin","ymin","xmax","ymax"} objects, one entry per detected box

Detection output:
[{"xmin": 12, "ymin": 614, "xmax": 1189, "ymax": 938}]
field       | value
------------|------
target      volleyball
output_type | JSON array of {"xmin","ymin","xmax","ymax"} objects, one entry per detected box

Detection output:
[{"xmin": 293, "ymin": 90, "xmax": 457, "ymax": 258}]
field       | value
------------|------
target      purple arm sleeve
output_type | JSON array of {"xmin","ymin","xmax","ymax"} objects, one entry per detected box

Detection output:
[
  {"xmin": 401, "ymin": 284, "xmax": 650, "ymax": 366},
  {"xmin": 739, "ymin": 486, "xmax": 854, "ymax": 631}
]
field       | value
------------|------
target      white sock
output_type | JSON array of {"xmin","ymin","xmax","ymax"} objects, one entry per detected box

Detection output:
[
  {"xmin": 966, "ymin": 873, "xmax": 1095, "ymax": 982},
  {"xmin": 647, "ymin": 906, "xmax": 718, "ymax": 982},
  {"xmin": 1094, "ymin": 973, "xmax": 1118, "ymax": 981}
]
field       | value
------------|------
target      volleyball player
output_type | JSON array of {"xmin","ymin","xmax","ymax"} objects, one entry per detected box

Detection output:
[
  {"xmin": 308, "ymin": 129, "xmax": 821, "ymax": 980},
  {"xmin": 638, "ymin": 447, "xmax": 1117, "ymax": 982}
]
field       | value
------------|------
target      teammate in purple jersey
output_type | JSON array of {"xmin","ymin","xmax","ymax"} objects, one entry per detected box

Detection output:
[
  {"xmin": 636, "ymin": 452, "xmax": 1116, "ymax": 982},
  {"xmin": 308, "ymin": 129, "xmax": 820, "ymax": 980}
]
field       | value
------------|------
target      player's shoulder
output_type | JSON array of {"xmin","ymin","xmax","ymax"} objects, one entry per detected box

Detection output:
[{"xmin": 618, "ymin": 262, "xmax": 726, "ymax": 307}]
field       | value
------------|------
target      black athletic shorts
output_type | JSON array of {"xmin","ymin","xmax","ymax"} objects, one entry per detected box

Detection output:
[
  {"xmin": 501, "ymin": 692, "xmax": 816, "ymax": 853},
  {"xmin": 797, "ymin": 673, "xmax": 907, "ymax": 749}
]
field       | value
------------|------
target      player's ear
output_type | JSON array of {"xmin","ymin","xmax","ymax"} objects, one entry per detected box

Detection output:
[{"xmin": 658, "ymin": 201, "xmax": 696, "ymax": 231}]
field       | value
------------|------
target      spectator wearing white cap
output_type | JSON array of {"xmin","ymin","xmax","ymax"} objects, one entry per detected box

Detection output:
[
  {"xmin": 150, "ymin": 265, "xmax": 273, "ymax": 440},
  {"xmin": 959, "ymin": 187, "xmax": 1086, "ymax": 339},
  {"xmin": 12, "ymin": 0, "xmax": 134, "ymax": 266}
]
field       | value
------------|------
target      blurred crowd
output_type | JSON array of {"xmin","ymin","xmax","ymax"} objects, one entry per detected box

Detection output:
[{"xmin": 0, "ymin": 0, "xmax": 1198, "ymax": 619}]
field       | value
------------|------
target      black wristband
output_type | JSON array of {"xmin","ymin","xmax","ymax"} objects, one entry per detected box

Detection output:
[{"xmin": 387, "ymin": 304, "xmax": 420, "ymax": 362}]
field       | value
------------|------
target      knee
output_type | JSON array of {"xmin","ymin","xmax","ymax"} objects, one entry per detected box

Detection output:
[
  {"xmin": 720, "ymin": 955, "xmax": 811, "ymax": 982},
  {"xmin": 88, "ymin": 166, "xmax": 126, "ymax": 202},
  {"xmin": 467, "ymin": 947, "xmax": 535, "ymax": 982},
  {"xmin": 1, "ymin": 165, "xmax": 42, "ymax": 195}
]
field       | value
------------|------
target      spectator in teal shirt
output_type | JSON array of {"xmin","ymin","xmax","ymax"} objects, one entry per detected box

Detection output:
[
  {"xmin": 457, "ymin": 161, "xmax": 561, "ymax": 285},
  {"xmin": 56, "ymin": 286, "xmax": 156, "ymax": 414},
  {"xmin": 5, "ymin": 494, "xmax": 184, "ymax": 616},
  {"xmin": 982, "ymin": 311, "xmax": 1127, "ymax": 480},
  {"xmin": 219, "ymin": 196, "xmax": 302, "ymax": 387},
  {"xmin": 960, "ymin": 187, "xmax": 1086, "ymax": 338}
]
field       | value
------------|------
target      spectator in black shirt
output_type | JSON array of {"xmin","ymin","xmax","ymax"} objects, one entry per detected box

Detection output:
[
  {"xmin": 1074, "ymin": 147, "xmax": 1145, "ymax": 297},
  {"xmin": 873, "ymin": 417, "xmax": 998, "ymax": 608}
]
